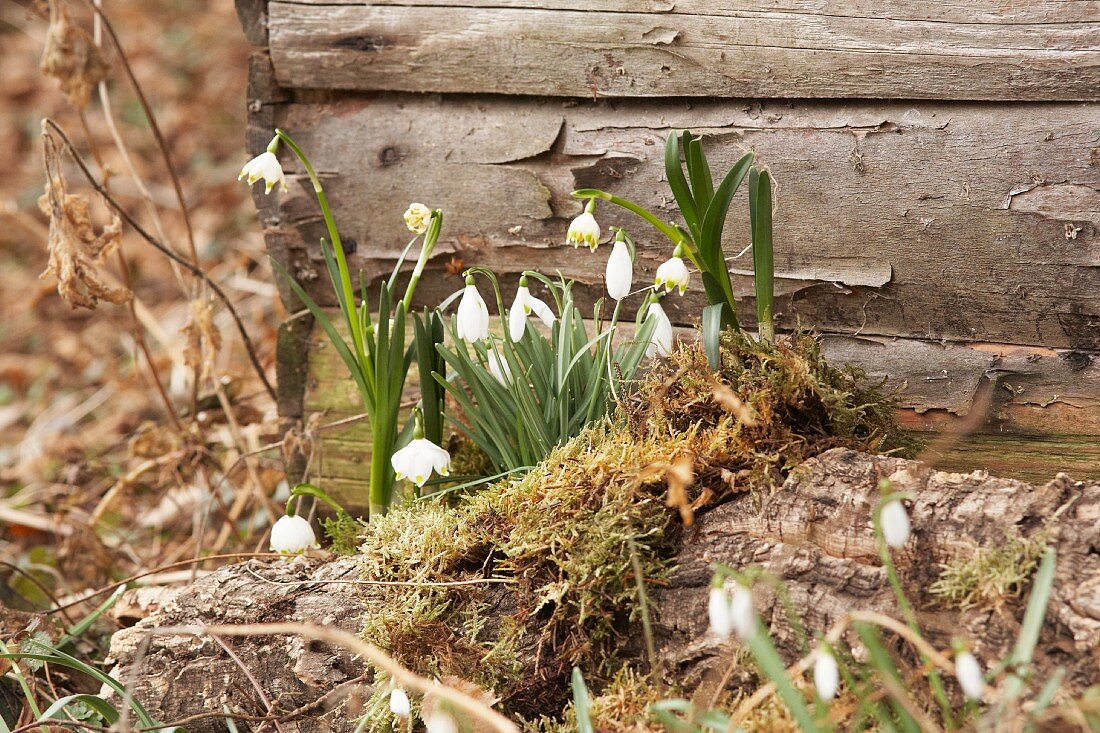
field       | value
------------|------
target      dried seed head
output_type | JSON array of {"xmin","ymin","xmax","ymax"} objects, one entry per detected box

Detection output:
[
  {"xmin": 40, "ymin": 1, "xmax": 109, "ymax": 110},
  {"xmin": 38, "ymin": 129, "xmax": 131, "ymax": 310},
  {"xmin": 182, "ymin": 297, "xmax": 222, "ymax": 384}
]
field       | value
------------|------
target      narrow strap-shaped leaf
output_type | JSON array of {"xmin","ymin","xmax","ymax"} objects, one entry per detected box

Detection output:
[
  {"xmin": 685, "ymin": 135, "xmax": 713, "ymax": 211},
  {"xmin": 699, "ymin": 151, "xmax": 754, "ymax": 274},
  {"xmin": 664, "ymin": 131, "xmax": 700, "ymax": 238},
  {"xmin": 572, "ymin": 668, "xmax": 594, "ymax": 733},
  {"xmin": 750, "ymin": 167, "xmax": 775, "ymax": 342},
  {"xmin": 702, "ymin": 303, "xmax": 724, "ymax": 369},
  {"xmin": 39, "ymin": 694, "xmax": 121, "ymax": 725}
]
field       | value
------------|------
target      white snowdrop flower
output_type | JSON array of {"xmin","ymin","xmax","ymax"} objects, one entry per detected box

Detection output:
[
  {"xmin": 508, "ymin": 277, "xmax": 555, "ymax": 341},
  {"xmin": 814, "ymin": 647, "xmax": 840, "ymax": 701},
  {"xmin": 880, "ymin": 498, "xmax": 911, "ymax": 548},
  {"xmin": 389, "ymin": 688, "xmax": 411, "ymax": 718},
  {"xmin": 730, "ymin": 583, "xmax": 757, "ymax": 641},
  {"xmin": 654, "ymin": 245, "xmax": 690, "ymax": 295},
  {"xmin": 424, "ymin": 712, "xmax": 458, "ymax": 733},
  {"xmin": 708, "ymin": 586, "xmax": 733, "ymax": 639},
  {"xmin": 238, "ymin": 151, "xmax": 287, "ymax": 194},
  {"xmin": 404, "ymin": 203, "xmax": 432, "ymax": 234},
  {"xmin": 486, "ymin": 345, "xmax": 512, "ymax": 385},
  {"xmin": 955, "ymin": 650, "xmax": 985, "ymax": 702},
  {"xmin": 391, "ymin": 438, "xmax": 452, "ymax": 487},
  {"xmin": 566, "ymin": 200, "xmax": 601, "ymax": 251},
  {"xmin": 605, "ymin": 238, "xmax": 633, "ymax": 301},
  {"xmin": 645, "ymin": 301, "xmax": 674, "ymax": 358},
  {"xmin": 269, "ymin": 514, "xmax": 319, "ymax": 553},
  {"xmin": 455, "ymin": 277, "xmax": 490, "ymax": 342}
]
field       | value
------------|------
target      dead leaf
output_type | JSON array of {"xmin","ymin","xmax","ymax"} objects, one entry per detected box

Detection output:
[{"xmin": 40, "ymin": 0, "xmax": 110, "ymax": 110}]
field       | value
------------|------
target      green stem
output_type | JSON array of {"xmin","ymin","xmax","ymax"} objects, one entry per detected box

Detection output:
[
  {"xmin": 875, "ymin": 497, "xmax": 956, "ymax": 730},
  {"xmin": 275, "ymin": 129, "xmax": 366, "ymax": 361},
  {"xmin": 402, "ymin": 211, "xmax": 442, "ymax": 312},
  {"xmin": 572, "ymin": 189, "xmax": 687, "ymax": 251}
]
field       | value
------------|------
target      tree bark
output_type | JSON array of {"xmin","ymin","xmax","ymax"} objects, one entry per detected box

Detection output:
[{"xmin": 106, "ymin": 449, "xmax": 1100, "ymax": 730}]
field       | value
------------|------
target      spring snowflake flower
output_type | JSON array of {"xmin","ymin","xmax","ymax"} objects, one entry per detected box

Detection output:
[
  {"xmin": 566, "ymin": 199, "xmax": 601, "ymax": 251},
  {"xmin": 654, "ymin": 244, "xmax": 690, "ymax": 295},
  {"xmin": 955, "ymin": 650, "xmax": 985, "ymax": 701},
  {"xmin": 730, "ymin": 583, "xmax": 757, "ymax": 640},
  {"xmin": 880, "ymin": 498, "xmax": 911, "ymax": 548},
  {"xmin": 814, "ymin": 647, "xmax": 840, "ymax": 701},
  {"xmin": 605, "ymin": 238, "xmax": 633, "ymax": 301},
  {"xmin": 456, "ymin": 276, "xmax": 490, "ymax": 342},
  {"xmin": 238, "ymin": 150, "xmax": 287, "ymax": 194},
  {"xmin": 269, "ymin": 514, "xmax": 319, "ymax": 553},
  {"xmin": 508, "ymin": 277, "xmax": 555, "ymax": 341},
  {"xmin": 389, "ymin": 688, "xmax": 411, "ymax": 718},
  {"xmin": 424, "ymin": 712, "xmax": 458, "ymax": 733},
  {"xmin": 645, "ymin": 301, "xmax": 674, "ymax": 358},
  {"xmin": 404, "ymin": 203, "xmax": 432, "ymax": 234},
  {"xmin": 708, "ymin": 586, "xmax": 733, "ymax": 639},
  {"xmin": 391, "ymin": 438, "xmax": 451, "ymax": 487}
]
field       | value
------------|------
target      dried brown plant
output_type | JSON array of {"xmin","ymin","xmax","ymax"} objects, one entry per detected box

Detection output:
[
  {"xmin": 39, "ymin": 0, "xmax": 109, "ymax": 110},
  {"xmin": 38, "ymin": 127, "xmax": 131, "ymax": 309}
]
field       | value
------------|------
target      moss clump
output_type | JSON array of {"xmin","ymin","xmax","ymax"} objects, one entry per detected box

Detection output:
[
  {"xmin": 929, "ymin": 533, "xmax": 1049, "ymax": 610},
  {"xmin": 347, "ymin": 334, "xmax": 911, "ymax": 727},
  {"xmin": 532, "ymin": 667, "xmax": 674, "ymax": 733}
]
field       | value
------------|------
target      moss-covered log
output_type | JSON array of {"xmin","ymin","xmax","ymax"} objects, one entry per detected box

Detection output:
[{"xmin": 106, "ymin": 449, "xmax": 1099, "ymax": 732}]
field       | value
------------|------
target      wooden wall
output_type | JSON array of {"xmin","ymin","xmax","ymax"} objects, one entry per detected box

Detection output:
[{"xmin": 238, "ymin": 0, "xmax": 1100, "ymax": 501}]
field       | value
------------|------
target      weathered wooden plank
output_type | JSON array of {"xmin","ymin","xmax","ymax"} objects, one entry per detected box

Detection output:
[
  {"xmin": 266, "ymin": 3, "xmax": 1100, "ymax": 101},
  {"xmin": 294, "ymin": 310, "xmax": 1098, "ymax": 508},
  {"xmin": 280, "ymin": 0, "xmax": 1100, "ymax": 25},
  {"xmin": 266, "ymin": 94, "xmax": 1100, "ymax": 351}
]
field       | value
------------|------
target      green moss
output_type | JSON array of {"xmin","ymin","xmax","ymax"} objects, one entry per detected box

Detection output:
[
  {"xmin": 929, "ymin": 533, "xmax": 1049, "ymax": 610},
  {"xmin": 344, "ymin": 334, "xmax": 912, "ymax": 725},
  {"xmin": 322, "ymin": 512, "xmax": 368, "ymax": 556}
]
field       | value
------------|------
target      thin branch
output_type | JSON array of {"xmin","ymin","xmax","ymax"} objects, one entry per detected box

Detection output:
[{"xmin": 42, "ymin": 118, "xmax": 277, "ymax": 402}]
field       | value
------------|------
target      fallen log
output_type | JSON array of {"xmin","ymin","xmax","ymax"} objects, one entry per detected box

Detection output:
[{"xmin": 107, "ymin": 449, "xmax": 1099, "ymax": 730}]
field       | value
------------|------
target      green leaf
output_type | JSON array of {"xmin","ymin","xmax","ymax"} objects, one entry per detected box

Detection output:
[
  {"xmin": 1003, "ymin": 547, "xmax": 1056, "ymax": 702},
  {"xmin": 702, "ymin": 303, "xmax": 724, "ymax": 370},
  {"xmin": 685, "ymin": 135, "xmax": 713, "ymax": 212},
  {"xmin": 664, "ymin": 131, "xmax": 700, "ymax": 238},
  {"xmin": 572, "ymin": 667, "xmax": 594, "ymax": 733},
  {"xmin": 749, "ymin": 167, "xmax": 775, "ymax": 342},
  {"xmin": 39, "ymin": 695, "xmax": 120, "ymax": 726}
]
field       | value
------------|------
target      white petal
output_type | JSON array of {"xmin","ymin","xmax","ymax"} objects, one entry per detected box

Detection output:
[
  {"xmin": 708, "ymin": 587, "xmax": 733, "ymax": 638},
  {"xmin": 605, "ymin": 242, "xmax": 633, "ymax": 301},
  {"xmin": 730, "ymin": 584, "xmax": 757, "ymax": 640},
  {"xmin": 509, "ymin": 293, "xmax": 528, "ymax": 341},
  {"xmin": 814, "ymin": 648, "xmax": 840, "ymax": 701},
  {"xmin": 487, "ymin": 347, "xmax": 512, "ymax": 384},
  {"xmin": 270, "ymin": 515, "xmax": 319, "ymax": 553},
  {"xmin": 392, "ymin": 439, "xmax": 451, "ymax": 487},
  {"xmin": 646, "ymin": 303, "xmax": 674, "ymax": 358},
  {"xmin": 527, "ymin": 296, "xmax": 555, "ymax": 328},
  {"xmin": 425, "ymin": 712, "xmax": 457, "ymax": 733},
  {"xmin": 880, "ymin": 499, "xmax": 911, "ymax": 548},
  {"xmin": 457, "ymin": 285, "xmax": 490, "ymax": 342},
  {"xmin": 389, "ymin": 689, "xmax": 411, "ymax": 718},
  {"xmin": 955, "ymin": 651, "xmax": 985, "ymax": 701},
  {"xmin": 566, "ymin": 212, "xmax": 601, "ymax": 250}
]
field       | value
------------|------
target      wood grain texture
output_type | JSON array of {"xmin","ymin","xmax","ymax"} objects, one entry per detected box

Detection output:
[
  {"xmin": 261, "ymin": 94, "xmax": 1100, "ymax": 351},
  {"xmin": 266, "ymin": 2, "xmax": 1100, "ymax": 101},
  {"xmin": 293, "ymin": 310, "xmax": 1099, "ymax": 509}
]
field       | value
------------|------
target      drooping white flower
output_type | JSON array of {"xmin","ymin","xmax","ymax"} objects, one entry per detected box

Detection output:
[
  {"xmin": 269, "ymin": 514, "xmax": 319, "ymax": 553},
  {"xmin": 391, "ymin": 438, "xmax": 452, "ymax": 487},
  {"xmin": 508, "ymin": 278, "xmax": 555, "ymax": 341},
  {"xmin": 605, "ymin": 239, "xmax": 633, "ymax": 301},
  {"xmin": 566, "ymin": 200, "xmax": 601, "ymax": 251},
  {"xmin": 455, "ymin": 277, "xmax": 490, "ymax": 343},
  {"xmin": 424, "ymin": 712, "xmax": 458, "ymax": 733},
  {"xmin": 880, "ymin": 498, "xmax": 911, "ymax": 548},
  {"xmin": 404, "ymin": 203, "xmax": 432, "ymax": 234},
  {"xmin": 814, "ymin": 647, "xmax": 840, "ymax": 701},
  {"xmin": 645, "ymin": 301, "xmax": 674, "ymax": 358},
  {"xmin": 238, "ymin": 151, "xmax": 287, "ymax": 194},
  {"xmin": 654, "ymin": 246, "xmax": 690, "ymax": 295},
  {"xmin": 955, "ymin": 650, "xmax": 985, "ymax": 702},
  {"xmin": 486, "ymin": 345, "xmax": 512, "ymax": 385},
  {"xmin": 389, "ymin": 688, "xmax": 411, "ymax": 718},
  {"xmin": 708, "ymin": 586, "xmax": 733, "ymax": 639},
  {"xmin": 730, "ymin": 583, "xmax": 757, "ymax": 641}
]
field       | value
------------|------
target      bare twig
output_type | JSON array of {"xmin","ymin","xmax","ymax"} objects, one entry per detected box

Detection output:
[
  {"xmin": 42, "ymin": 118, "xmax": 277, "ymax": 401},
  {"xmin": 199, "ymin": 621, "xmax": 286, "ymax": 733}
]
